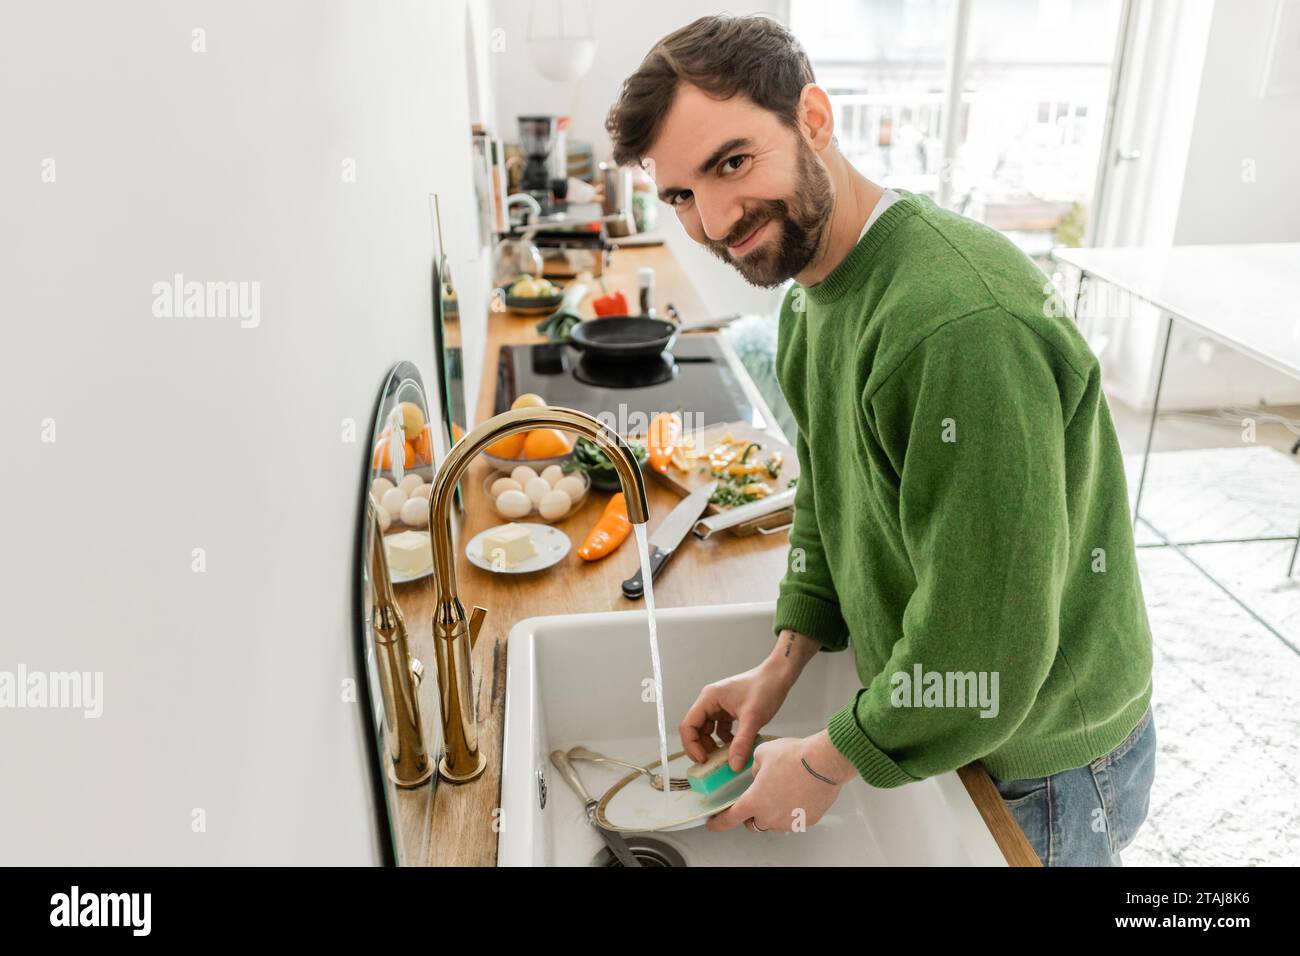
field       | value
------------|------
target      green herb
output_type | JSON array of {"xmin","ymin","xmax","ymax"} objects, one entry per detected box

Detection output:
[{"xmin": 709, "ymin": 484, "xmax": 750, "ymax": 507}]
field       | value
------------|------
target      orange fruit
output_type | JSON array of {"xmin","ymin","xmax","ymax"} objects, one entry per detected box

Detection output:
[
  {"xmin": 451, "ymin": 422, "xmax": 465, "ymax": 443},
  {"xmin": 413, "ymin": 424, "xmax": 434, "ymax": 464},
  {"xmin": 373, "ymin": 429, "xmax": 417, "ymax": 470},
  {"xmin": 486, "ymin": 432, "xmax": 527, "ymax": 459},
  {"xmin": 522, "ymin": 428, "xmax": 571, "ymax": 459}
]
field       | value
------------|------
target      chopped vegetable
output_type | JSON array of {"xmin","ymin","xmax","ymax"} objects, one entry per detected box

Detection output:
[
  {"xmin": 577, "ymin": 493, "xmax": 632, "ymax": 561},
  {"xmin": 702, "ymin": 434, "xmax": 787, "ymax": 507},
  {"xmin": 709, "ymin": 485, "xmax": 750, "ymax": 507}
]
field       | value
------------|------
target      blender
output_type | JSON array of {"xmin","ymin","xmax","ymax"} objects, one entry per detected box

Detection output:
[{"xmin": 518, "ymin": 114, "xmax": 557, "ymax": 209}]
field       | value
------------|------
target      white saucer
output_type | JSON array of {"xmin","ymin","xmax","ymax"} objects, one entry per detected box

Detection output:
[
  {"xmin": 466, "ymin": 522, "xmax": 570, "ymax": 574},
  {"xmin": 389, "ymin": 564, "xmax": 433, "ymax": 584}
]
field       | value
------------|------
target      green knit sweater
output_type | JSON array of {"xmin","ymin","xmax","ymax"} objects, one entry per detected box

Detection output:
[{"xmin": 773, "ymin": 191, "xmax": 1153, "ymax": 786}]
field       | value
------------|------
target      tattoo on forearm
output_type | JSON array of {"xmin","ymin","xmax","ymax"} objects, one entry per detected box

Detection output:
[
  {"xmin": 802, "ymin": 757, "xmax": 840, "ymax": 786},
  {"xmin": 784, "ymin": 632, "xmax": 795, "ymax": 657}
]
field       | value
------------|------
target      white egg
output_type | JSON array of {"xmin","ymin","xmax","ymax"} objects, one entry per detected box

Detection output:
[
  {"xmin": 398, "ymin": 474, "xmax": 423, "ymax": 494},
  {"xmin": 540, "ymin": 465, "xmax": 565, "ymax": 487},
  {"xmin": 371, "ymin": 477, "xmax": 394, "ymax": 499},
  {"xmin": 490, "ymin": 477, "xmax": 523, "ymax": 497},
  {"xmin": 496, "ymin": 489, "xmax": 532, "ymax": 519},
  {"xmin": 553, "ymin": 475, "xmax": 586, "ymax": 501},
  {"xmin": 538, "ymin": 489, "xmax": 572, "ymax": 521},
  {"xmin": 409, "ymin": 483, "xmax": 433, "ymax": 500},
  {"xmin": 380, "ymin": 487, "xmax": 407, "ymax": 519},
  {"xmin": 524, "ymin": 477, "xmax": 552, "ymax": 505},
  {"xmin": 399, "ymin": 496, "xmax": 429, "ymax": 527},
  {"xmin": 369, "ymin": 494, "xmax": 392, "ymax": 530},
  {"xmin": 511, "ymin": 465, "xmax": 539, "ymax": 486}
]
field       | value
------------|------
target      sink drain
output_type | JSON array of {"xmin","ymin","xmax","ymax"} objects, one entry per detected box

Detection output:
[{"xmin": 593, "ymin": 836, "xmax": 687, "ymax": 868}]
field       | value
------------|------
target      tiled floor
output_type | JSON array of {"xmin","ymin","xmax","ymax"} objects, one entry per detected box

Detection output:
[{"xmin": 1121, "ymin": 446, "xmax": 1300, "ymax": 865}]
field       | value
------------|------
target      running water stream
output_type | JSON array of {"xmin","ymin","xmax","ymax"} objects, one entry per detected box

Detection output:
[{"xmin": 633, "ymin": 523, "xmax": 672, "ymax": 812}]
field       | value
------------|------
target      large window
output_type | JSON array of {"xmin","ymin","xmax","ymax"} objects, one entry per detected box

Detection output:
[{"xmin": 791, "ymin": 0, "xmax": 1126, "ymax": 260}]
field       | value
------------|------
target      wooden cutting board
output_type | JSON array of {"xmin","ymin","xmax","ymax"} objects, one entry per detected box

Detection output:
[{"xmin": 637, "ymin": 419, "xmax": 799, "ymax": 516}]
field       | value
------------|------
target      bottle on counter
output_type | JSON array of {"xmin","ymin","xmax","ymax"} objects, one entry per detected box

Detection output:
[{"xmin": 637, "ymin": 267, "xmax": 655, "ymax": 318}]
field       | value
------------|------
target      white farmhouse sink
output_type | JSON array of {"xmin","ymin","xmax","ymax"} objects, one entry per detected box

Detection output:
[{"xmin": 498, "ymin": 601, "xmax": 1006, "ymax": 866}]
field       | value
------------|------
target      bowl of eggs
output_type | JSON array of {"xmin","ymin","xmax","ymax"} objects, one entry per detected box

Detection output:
[
  {"xmin": 485, "ymin": 464, "xmax": 589, "ymax": 523},
  {"xmin": 370, "ymin": 473, "xmax": 434, "ymax": 531}
]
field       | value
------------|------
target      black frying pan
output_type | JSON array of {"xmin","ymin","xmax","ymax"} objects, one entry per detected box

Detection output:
[{"xmin": 568, "ymin": 314, "xmax": 739, "ymax": 362}]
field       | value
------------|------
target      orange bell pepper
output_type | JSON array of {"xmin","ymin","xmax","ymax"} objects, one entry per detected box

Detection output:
[
  {"xmin": 647, "ymin": 412, "xmax": 682, "ymax": 474},
  {"xmin": 577, "ymin": 493, "xmax": 632, "ymax": 561}
]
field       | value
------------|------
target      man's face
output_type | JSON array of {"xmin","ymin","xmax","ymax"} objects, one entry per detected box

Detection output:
[{"xmin": 643, "ymin": 83, "xmax": 834, "ymax": 288}]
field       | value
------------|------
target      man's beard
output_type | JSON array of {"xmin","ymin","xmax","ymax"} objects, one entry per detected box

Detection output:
[{"xmin": 704, "ymin": 138, "xmax": 833, "ymax": 288}]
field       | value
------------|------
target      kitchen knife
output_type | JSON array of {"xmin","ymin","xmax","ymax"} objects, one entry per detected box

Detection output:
[
  {"xmin": 549, "ymin": 749, "xmax": 641, "ymax": 867},
  {"xmin": 621, "ymin": 480, "xmax": 718, "ymax": 600}
]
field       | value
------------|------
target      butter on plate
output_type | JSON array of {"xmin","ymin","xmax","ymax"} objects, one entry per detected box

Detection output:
[
  {"xmin": 481, "ymin": 523, "xmax": 538, "ymax": 569},
  {"xmin": 386, "ymin": 531, "xmax": 433, "ymax": 574}
]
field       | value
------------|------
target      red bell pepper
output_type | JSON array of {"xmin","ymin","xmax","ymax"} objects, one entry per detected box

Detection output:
[{"xmin": 592, "ymin": 289, "xmax": 629, "ymax": 316}]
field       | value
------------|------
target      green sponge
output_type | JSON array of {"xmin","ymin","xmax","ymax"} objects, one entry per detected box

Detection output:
[{"xmin": 687, "ymin": 736, "xmax": 769, "ymax": 795}]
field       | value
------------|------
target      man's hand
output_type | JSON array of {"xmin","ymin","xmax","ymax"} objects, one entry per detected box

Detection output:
[
  {"xmin": 706, "ymin": 731, "xmax": 856, "ymax": 833},
  {"xmin": 678, "ymin": 629, "xmax": 822, "ymax": 771}
]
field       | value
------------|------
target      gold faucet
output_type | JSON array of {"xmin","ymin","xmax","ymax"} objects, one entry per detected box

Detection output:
[
  {"xmin": 367, "ymin": 498, "xmax": 435, "ymax": 788},
  {"xmin": 426, "ymin": 406, "xmax": 650, "ymax": 783}
]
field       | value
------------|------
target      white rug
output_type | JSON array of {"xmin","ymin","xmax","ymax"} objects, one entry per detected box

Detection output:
[
  {"xmin": 1120, "ymin": 448, "xmax": 1300, "ymax": 865},
  {"xmin": 1127, "ymin": 445, "xmax": 1300, "ymax": 543}
]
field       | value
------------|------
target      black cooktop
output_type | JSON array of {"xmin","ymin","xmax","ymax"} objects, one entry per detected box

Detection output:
[{"xmin": 494, "ymin": 336, "xmax": 758, "ymax": 433}]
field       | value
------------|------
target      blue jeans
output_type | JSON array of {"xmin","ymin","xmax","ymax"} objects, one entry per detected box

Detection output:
[{"xmin": 991, "ymin": 707, "xmax": 1156, "ymax": 866}]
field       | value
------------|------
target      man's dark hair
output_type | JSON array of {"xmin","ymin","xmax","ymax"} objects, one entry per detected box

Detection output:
[{"xmin": 605, "ymin": 15, "xmax": 816, "ymax": 169}]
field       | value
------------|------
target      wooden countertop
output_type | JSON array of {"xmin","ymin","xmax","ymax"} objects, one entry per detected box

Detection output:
[{"xmin": 399, "ymin": 240, "xmax": 1038, "ymax": 867}]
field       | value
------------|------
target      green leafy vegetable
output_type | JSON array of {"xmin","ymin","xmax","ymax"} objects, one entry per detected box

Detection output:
[{"xmin": 567, "ymin": 437, "xmax": 648, "ymax": 490}]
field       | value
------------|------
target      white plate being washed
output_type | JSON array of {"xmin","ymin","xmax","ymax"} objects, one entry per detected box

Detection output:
[
  {"xmin": 595, "ymin": 750, "xmax": 757, "ymax": 833},
  {"xmin": 466, "ymin": 522, "xmax": 570, "ymax": 574}
]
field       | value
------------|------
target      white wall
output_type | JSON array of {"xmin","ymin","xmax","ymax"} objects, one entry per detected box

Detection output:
[
  {"xmin": 1175, "ymin": 0, "xmax": 1300, "ymax": 245},
  {"xmin": 488, "ymin": 0, "xmax": 791, "ymax": 320},
  {"xmin": 1093, "ymin": 0, "xmax": 1300, "ymax": 411},
  {"xmin": 0, "ymin": 0, "xmax": 489, "ymax": 863},
  {"xmin": 1163, "ymin": 0, "xmax": 1300, "ymax": 408}
]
